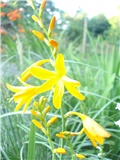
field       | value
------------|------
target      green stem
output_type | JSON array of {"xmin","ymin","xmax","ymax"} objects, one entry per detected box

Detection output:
[
  {"xmin": 47, "ymin": 127, "xmax": 56, "ymax": 160},
  {"xmin": 42, "ymin": 118, "xmax": 56, "ymax": 160},
  {"xmin": 67, "ymin": 138, "xmax": 74, "ymax": 160},
  {"xmin": 60, "ymin": 106, "xmax": 65, "ymax": 160}
]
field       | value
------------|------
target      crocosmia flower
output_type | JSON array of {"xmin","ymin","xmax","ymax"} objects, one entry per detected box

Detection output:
[
  {"xmin": 30, "ymin": 54, "xmax": 85, "ymax": 109},
  {"xmin": 6, "ymin": 83, "xmax": 39, "ymax": 112},
  {"xmin": 64, "ymin": 111, "xmax": 111, "ymax": 147}
]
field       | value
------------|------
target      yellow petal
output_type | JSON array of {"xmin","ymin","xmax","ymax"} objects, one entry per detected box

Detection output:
[
  {"xmin": 30, "ymin": 66, "xmax": 57, "ymax": 80},
  {"xmin": 14, "ymin": 98, "xmax": 26, "ymax": 111},
  {"xmin": 6, "ymin": 83, "xmax": 23, "ymax": 92},
  {"xmin": 23, "ymin": 98, "xmax": 33, "ymax": 112},
  {"xmin": 20, "ymin": 59, "xmax": 50, "ymax": 81},
  {"xmin": 94, "ymin": 135, "xmax": 104, "ymax": 145},
  {"xmin": 53, "ymin": 79, "xmax": 64, "ymax": 109},
  {"xmin": 13, "ymin": 86, "xmax": 37, "ymax": 102},
  {"xmin": 63, "ymin": 76, "xmax": 80, "ymax": 87},
  {"xmin": 64, "ymin": 82, "xmax": 85, "ymax": 100},
  {"xmin": 82, "ymin": 115, "xmax": 111, "ymax": 138},
  {"xmin": 55, "ymin": 54, "xmax": 66, "ymax": 75},
  {"xmin": 84, "ymin": 129, "xmax": 98, "ymax": 147},
  {"xmin": 35, "ymin": 77, "xmax": 59, "ymax": 93}
]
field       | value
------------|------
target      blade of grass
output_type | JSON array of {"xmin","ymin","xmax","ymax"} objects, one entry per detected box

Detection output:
[{"xmin": 27, "ymin": 115, "xmax": 36, "ymax": 160}]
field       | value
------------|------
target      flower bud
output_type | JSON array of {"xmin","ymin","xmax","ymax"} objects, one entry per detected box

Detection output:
[
  {"xmin": 49, "ymin": 16, "xmax": 56, "ymax": 31},
  {"xmin": 32, "ymin": 15, "xmax": 39, "ymax": 23},
  {"xmin": 47, "ymin": 116, "xmax": 58, "ymax": 126},
  {"xmin": 32, "ymin": 30, "xmax": 44, "ymax": 41},
  {"xmin": 32, "ymin": 119, "xmax": 43, "ymax": 129},
  {"xmin": 56, "ymin": 133, "xmax": 65, "ymax": 138},
  {"xmin": 53, "ymin": 148, "xmax": 66, "ymax": 154},
  {"xmin": 76, "ymin": 154, "xmax": 85, "ymax": 159},
  {"xmin": 49, "ymin": 39, "xmax": 58, "ymax": 48},
  {"xmin": 40, "ymin": 0, "xmax": 47, "ymax": 11},
  {"xmin": 31, "ymin": 110, "xmax": 38, "ymax": 116},
  {"xmin": 42, "ymin": 105, "xmax": 50, "ymax": 116},
  {"xmin": 33, "ymin": 101, "xmax": 39, "ymax": 108},
  {"xmin": 32, "ymin": 119, "xmax": 47, "ymax": 135}
]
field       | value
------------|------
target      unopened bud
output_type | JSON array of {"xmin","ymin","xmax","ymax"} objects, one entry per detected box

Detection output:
[
  {"xmin": 32, "ymin": 30, "xmax": 44, "ymax": 41},
  {"xmin": 49, "ymin": 39, "xmax": 58, "ymax": 48},
  {"xmin": 32, "ymin": 15, "xmax": 39, "ymax": 22},
  {"xmin": 56, "ymin": 133, "xmax": 65, "ymax": 138},
  {"xmin": 33, "ymin": 101, "xmax": 39, "ymax": 108},
  {"xmin": 42, "ymin": 105, "xmax": 50, "ymax": 116},
  {"xmin": 32, "ymin": 119, "xmax": 43, "ymax": 129},
  {"xmin": 47, "ymin": 116, "xmax": 58, "ymax": 126},
  {"xmin": 53, "ymin": 148, "xmax": 66, "ymax": 154},
  {"xmin": 32, "ymin": 119, "xmax": 47, "ymax": 135},
  {"xmin": 40, "ymin": 0, "xmax": 47, "ymax": 11},
  {"xmin": 76, "ymin": 154, "xmax": 85, "ymax": 159},
  {"xmin": 31, "ymin": 110, "xmax": 38, "ymax": 116},
  {"xmin": 49, "ymin": 16, "xmax": 56, "ymax": 31}
]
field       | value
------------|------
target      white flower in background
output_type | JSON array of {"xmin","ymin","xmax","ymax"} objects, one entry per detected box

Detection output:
[
  {"xmin": 115, "ymin": 103, "xmax": 120, "ymax": 127},
  {"xmin": 115, "ymin": 103, "xmax": 120, "ymax": 110},
  {"xmin": 115, "ymin": 120, "xmax": 120, "ymax": 127}
]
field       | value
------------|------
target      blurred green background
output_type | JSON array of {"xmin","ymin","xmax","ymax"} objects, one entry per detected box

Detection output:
[{"xmin": 1, "ymin": 0, "xmax": 120, "ymax": 159}]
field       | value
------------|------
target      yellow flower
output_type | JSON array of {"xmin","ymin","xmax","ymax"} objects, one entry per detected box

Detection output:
[
  {"xmin": 30, "ymin": 54, "xmax": 85, "ymax": 109},
  {"xmin": 65, "ymin": 111, "xmax": 111, "ymax": 147},
  {"xmin": 53, "ymin": 148, "xmax": 66, "ymax": 154},
  {"xmin": 6, "ymin": 83, "xmax": 39, "ymax": 112}
]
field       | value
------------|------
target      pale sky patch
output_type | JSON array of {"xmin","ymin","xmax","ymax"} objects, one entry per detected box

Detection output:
[{"xmin": 53, "ymin": 0, "xmax": 120, "ymax": 18}]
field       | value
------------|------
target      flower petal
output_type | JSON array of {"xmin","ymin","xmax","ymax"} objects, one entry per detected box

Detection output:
[
  {"xmin": 53, "ymin": 79, "xmax": 64, "ymax": 109},
  {"xmin": 6, "ymin": 83, "xmax": 24, "ymax": 92},
  {"xmin": 64, "ymin": 82, "xmax": 85, "ymax": 100},
  {"xmin": 82, "ymin": 115, "xmax": 111, "ymax": 138},
  {"xmin": 30, "ymin": 66, "xmax": 57, "ymax": 80},
  {"xmin": 20, "ymin": 59, "xmax": 50, "ymax": 81},
  {"xmin": 13, "ymin": 86, "xmax": 37, "ymax": 102},
  {"xmin": 35, "ymin": 77, "xmax": 59, "ymax": 93},
  {"xmin": 23, "ymin": 97, "xmax": 33, "ymax": 112},
  {"xmin": 14, "ymin": 98, "xmax": 26, "ymax": 111},
  {"xmin": 63, "ymin": 76, "xmax": 80, "ymax": 87},
  {"xmin": 84, "ymin": 129, "xmax": 98, "ymax": 147},
  {"xmin": 55, "ymin": 54, "xmax": 66, "ymax": 75}
]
